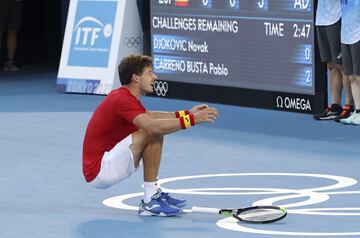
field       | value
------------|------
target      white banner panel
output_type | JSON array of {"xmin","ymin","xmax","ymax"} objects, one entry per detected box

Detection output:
[{"xmin": 57, "ymin": 0, "xmax": 143, "ymax": 95}]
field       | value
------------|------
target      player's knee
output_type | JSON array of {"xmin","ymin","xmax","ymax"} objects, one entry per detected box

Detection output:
[
  {"xmin": 134, "ymin": 129, "xmax": 163, "ymax": 145},
  {"xmin": 147, "ymin": 133, "xmax": 163, "ymax": 144},
  {"xmin": 139, "ymin": 126, "xmax": 164, "ymax": 140},
  {"xmin": 153, "ymin": 134, "xmax": 163, "ymax": 143}
]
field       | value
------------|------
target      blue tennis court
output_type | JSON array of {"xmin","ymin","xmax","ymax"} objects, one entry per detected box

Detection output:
[{"xmin": 1, "ymin": 68, "xmax": 360, "ymax": 238}]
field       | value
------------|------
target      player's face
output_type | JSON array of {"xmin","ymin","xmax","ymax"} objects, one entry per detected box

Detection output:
[{"xmin": 139, "ymin": 66, "xmax": 157, "ymax": 94}]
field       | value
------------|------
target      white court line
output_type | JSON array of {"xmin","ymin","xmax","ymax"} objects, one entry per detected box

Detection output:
[{"xmin": 103, "ymin": 173, "xmax": 360, "ymax": 236}]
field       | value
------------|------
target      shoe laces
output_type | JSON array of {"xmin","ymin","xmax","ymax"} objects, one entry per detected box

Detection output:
[
  {"xmin": 151, "ymin": 191, "xmax": 169, "ymax": 205},
  {"xmin": 157, "ymin": 188, "xmax": 181, "ymax": 201},
  {"xmin": 157, "ymin": 188, "xmax": 179, "ymax": 203},
  {"xmin": 160, "ymin": 192, "xmax": 171, "ymax": 200},
  {"xmin": 161, "ymin": 192, "xmax": 185, "ymax": 205}
]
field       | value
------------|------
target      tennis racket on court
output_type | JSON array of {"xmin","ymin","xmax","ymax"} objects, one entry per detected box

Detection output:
[{"xmin": 192, "ymin": 205, "xmax": 287, "ymax": 224}]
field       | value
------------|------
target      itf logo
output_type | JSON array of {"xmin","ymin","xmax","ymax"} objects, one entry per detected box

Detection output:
[{"xmin": 68, "ymin": 1, "xmax": 117, "ymax": 68}]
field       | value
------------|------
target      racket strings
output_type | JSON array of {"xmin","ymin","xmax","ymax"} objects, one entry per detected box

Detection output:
[{"xmin": 237, "ymin": 208, "xmax": 285, "ymax": 222}]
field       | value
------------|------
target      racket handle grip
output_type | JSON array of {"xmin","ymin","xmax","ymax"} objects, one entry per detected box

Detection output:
[{"xmin": 192, "ymin": 206, "xmax": 220, "ymax": 214}]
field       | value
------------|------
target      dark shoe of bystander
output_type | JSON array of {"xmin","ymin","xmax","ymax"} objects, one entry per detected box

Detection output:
[
  {"xmin": 313, "ymin": 104, "xmax": 342, "ymax": 120},
  {"xmin": 3, "ymin": 60, "xmax": 19, "ymax": 72},
  {"xmin": 335, "ymin": 105, "xmax": 354, "ymax": 122}
]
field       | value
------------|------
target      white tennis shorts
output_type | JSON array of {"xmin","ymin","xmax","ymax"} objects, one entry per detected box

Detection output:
[{"xmin": 89, "ymin": 134, "xmax": 140, "ymax": 189}]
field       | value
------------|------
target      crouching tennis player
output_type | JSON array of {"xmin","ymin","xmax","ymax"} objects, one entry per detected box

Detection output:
[{"xmin": 82, "ymin": 55, "xmax": 218, "ymax": 216}]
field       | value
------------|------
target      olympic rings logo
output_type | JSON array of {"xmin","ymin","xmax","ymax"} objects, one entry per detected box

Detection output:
[
  {"xmin": 124, "ymin": 36, "xmax": 142, "ymax": 48},
  {"xmin": 103, "ymin": 173, "xmax": 360, "ymax": 236},
  {"xmin": 153, "ymin": 81, "xmax": 168, "ymax": 97}
]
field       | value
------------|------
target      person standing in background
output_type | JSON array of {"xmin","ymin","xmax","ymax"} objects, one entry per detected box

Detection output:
[
  {"xmin": 0, "ymin": 0, "xmax": 23, "ymax": 72},
  {"xmin": 339, "ymin": 0, "xmax": 360, "ymax": 125},
  {"xmin": 313, "ymin": 0, "xmax": 354, "ymax": 121}
]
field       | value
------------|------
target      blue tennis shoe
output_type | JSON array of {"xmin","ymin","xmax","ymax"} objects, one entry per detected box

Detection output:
[
  {"xmin": 158, "ymin": 189, "xmax": 187, "ymax": 208},
  {"xmin": 138, "ymin": 191, "xmax": 182, "ymax": 217}
]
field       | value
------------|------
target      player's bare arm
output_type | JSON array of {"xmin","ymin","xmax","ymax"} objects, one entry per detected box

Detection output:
[
  {"xmin": 134, "ymin": 107, "xmax": 218, "ymax": 136},
  {"xmin": 146, "ymin": 104, "xmax": 210, "ymax": 119}
]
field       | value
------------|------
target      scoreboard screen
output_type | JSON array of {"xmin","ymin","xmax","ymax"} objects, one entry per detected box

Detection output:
[{"xmin": 150, "ymin": 0, "xmax": 326, "ymax": 113}]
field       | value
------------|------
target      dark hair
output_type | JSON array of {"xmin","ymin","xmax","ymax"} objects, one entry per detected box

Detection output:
[{"xmin": 118, "ymin": 55, "xmax": 153, "ymax": 85}]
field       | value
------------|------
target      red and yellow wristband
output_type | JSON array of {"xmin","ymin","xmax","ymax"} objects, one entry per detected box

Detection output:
[
  {"xmin": 179, "ymin": 114, "xmax": 195, "ymax": 129},
  {"xmin": 175, "ymin": 110, "xmax": 190, "ymax": 118}
]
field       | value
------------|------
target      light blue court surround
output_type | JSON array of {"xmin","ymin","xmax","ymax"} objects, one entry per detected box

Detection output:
[{"xmin": 0, "ymin": 67, "xmax": 359, "ymax": 238}]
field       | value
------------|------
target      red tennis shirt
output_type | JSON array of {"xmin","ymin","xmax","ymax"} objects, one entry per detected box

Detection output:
[{"xmin": 82, "ymin": 87, "xmax": 146, "ymax": 182}]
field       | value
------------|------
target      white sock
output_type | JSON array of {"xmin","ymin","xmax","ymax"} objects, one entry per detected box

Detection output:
[{"xmin": 143, "ymin": 181, "xmax": 158, "ymax": 203}]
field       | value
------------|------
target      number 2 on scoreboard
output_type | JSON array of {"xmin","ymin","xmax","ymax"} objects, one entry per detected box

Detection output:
[{"xmin": 305, "ymin": 69, "xmax": 312, "ymax": 84}]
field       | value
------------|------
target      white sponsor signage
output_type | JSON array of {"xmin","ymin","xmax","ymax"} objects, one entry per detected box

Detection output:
[{"xmin": 57, "ymin": 0, "xmax": 143, "ymax": 95}]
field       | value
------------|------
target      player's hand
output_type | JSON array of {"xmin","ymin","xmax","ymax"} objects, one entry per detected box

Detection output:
[
  {"xmin": 194, "ymin": 107, "xmax": 218, "ymax": 124},
  {"xmin": 190, "ymin": 104, "xmax": 209, "ymax": 114}
]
